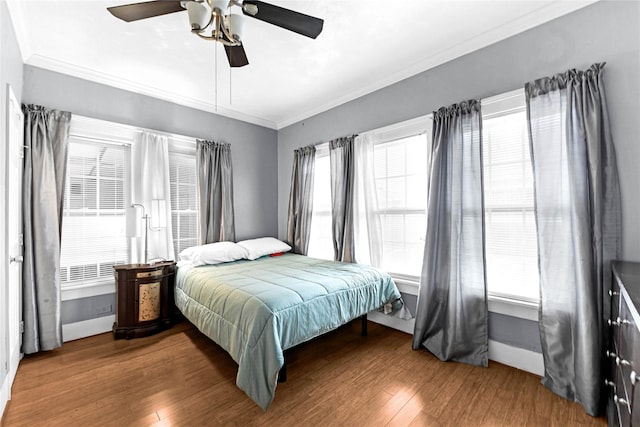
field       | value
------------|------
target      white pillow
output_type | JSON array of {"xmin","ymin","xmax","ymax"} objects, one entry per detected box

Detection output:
[
  {"xmin": 178, "ymin": 241, "xmax": 248, "ymax": 267},
  {"xmin": 236, "ymin": 237, "xmax": 292, "ymax": 260}
]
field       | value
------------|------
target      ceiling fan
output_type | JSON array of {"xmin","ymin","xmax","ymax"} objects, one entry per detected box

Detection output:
[{"xmin": 107, "ymin": 0, "xmax": 324, "ymax": 68}]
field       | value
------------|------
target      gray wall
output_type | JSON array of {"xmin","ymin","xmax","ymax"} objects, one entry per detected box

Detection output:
[
  {"xmin": 276, "ymin": 0, "xmax": 640, "ymax": 352},
  {"xmin": 22, "ymin": 66, "xmax": 279, "ymax": 242},
  {"xmin": 22, "ymin": 67, "xmax": 280, "ymax": 326},
  {"xmin": 277, "ymin": 0, "xmax": 640, "ymax": 262},
  {"xmin": 1, "ymin": 0, "xmax": 23, "ymax": 400}
]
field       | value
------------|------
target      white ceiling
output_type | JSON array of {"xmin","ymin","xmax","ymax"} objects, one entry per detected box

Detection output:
[{"xmin": 8, "ymin": 0, "xmax": 596, "ymax": 129}]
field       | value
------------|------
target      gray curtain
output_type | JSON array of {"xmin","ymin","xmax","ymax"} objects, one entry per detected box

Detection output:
[
  {"xmin": 196, "ymin": 140, "xmax": 235, "ymax": 243},
  {"xmin": 22, "ymin": 104, "xmax": 71, "ymax": 354},
  {"xmin": 286, "ymin": 145, "xmax": 316, "ymax": 254},
  {"xmin": 329, "ymin": 136, "xmax": 356, "ymax": 263},
  {"xmin": 526, "ymin": 63, "xmax": 621, "ymax": 416},
  {"xmin": 412, "ymin": 100, "xmax": 488, "ymax": 367}
]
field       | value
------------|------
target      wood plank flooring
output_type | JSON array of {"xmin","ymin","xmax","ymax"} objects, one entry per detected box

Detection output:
[{"xmin": 2, "ymin": 320, "xmax": 606, "ymax": 426}]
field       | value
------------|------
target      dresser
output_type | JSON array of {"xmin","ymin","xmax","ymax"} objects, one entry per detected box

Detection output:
[
  {"xmin": 112, "ymin": 262, "xmax": 176, "ymax": 339},
  {"xmin": 608, "ymin": 261, "xmax": 640, "ymax": 426}
]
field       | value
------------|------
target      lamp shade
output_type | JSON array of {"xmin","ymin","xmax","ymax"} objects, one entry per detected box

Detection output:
[
  {"xmin": 186, "ymin": 1, "xmax": 210, "ymax": 30},
  {"xmin": 227, "ymin": 13, "xmax": 245, "ymax": 41},
  {"xmin": 210, "ymin": 0, "xmax": 228, "ymax": 14},
  {"xmin": 126, "ymin": 205, "xmax": 142, "ymax": 237},
  {"xmin": 150, "ymin": 199, "xmax": 167, "ymax": 229}
]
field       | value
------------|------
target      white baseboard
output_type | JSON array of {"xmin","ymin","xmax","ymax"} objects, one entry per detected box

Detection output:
[
  {"xmin": 367, "ymin": 310, "xmax": 544, "ymax": 377},
  {"xmin": 488, "ymin": 339, "xmax": 544, "ymax": 376},
  {"xmin": 62, "ymin": 315, "xmax": 115, "ymax": 342},
  {"xmin": 1, "ymin": 374, "xmax": 10, "ymax": 421},
  {"xmin": 367, "ymin": 310, "xmax": 415, "ymax": 334},
  {"xmin": 1, "ymin": 343, "xmax": 23, "ymax": 420}
]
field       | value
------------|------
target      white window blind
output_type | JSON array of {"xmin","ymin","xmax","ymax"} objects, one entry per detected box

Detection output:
[
  {"xmin": 482, "ymin": 90, "xmax": 539, "ymax": 302},
  {"xmin": 169, "ymin": 145, "xmax": 199, "ymax": 260},
  {"xmin": 373, "ymin": 133, "xmax": 429, "ymax": 278},
  {"xmin": 60, "ymin": 139, "xmax": 129, "ymax": 288},
  {"xmin": 307, "ymin": 143, "xmax": 333, "ymax": 260}
]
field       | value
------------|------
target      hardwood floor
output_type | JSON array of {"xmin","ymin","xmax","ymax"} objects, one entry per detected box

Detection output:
[{"xmin": 2, "ymin": 320, "xmax": 606, "ymax": 426}]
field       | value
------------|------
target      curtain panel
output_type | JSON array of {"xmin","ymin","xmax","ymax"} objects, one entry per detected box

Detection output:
[
  {"xmin": 412, "ymin": 100, "xmax": 488, "ymax": 367},
  {"xmin": 22, "ymin": 104, "xmax": 71, "ymax": 354},
  {"xmin": 352, "ymin": 134, "xmax": 383, "ymax": 267},
  {"xmin": 329, "ymin": 136, "xmax": 356, "ymax": 263},
  {"xmin": 196, "ymin": 140, "xmax": 235, "ymax": 243},
  {"xmin": 131, "ymin": 131, "xmax": 175, "ymax": 262},
  {"xmin": 526, "ymin": 62, "xmax": 621, "ymax": 416},
  {"xmin": 286, "ymin": 145, "xmax": 316, "ymax": 254}
]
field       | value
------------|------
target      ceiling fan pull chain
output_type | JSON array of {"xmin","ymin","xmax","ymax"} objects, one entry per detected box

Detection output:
[{"xmin": 215, "ymin": 41, "xmax": 218, "ymax": 112}]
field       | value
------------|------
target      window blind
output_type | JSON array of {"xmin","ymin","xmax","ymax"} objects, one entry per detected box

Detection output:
[
  {"xmin": 307, "ymin": 144, "xmax": 333, "ymax": 260},
  {"xmin": 373, "ymin": 134, "xmax": 429, "ymax": 278},
  {"xmin": 60, "ymin": 139, "xmax": 129, "ymax": 288},
  {"xmin": 169, "ymin": 150, "xmax": 198, "ymax": 259},
  {"xmin": 482, "ymin": 99, "xmax": 539, "ymax": 302}
]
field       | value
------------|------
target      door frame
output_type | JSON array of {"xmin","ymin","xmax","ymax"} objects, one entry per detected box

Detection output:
[{"xmin": 1, "ymin": 84, "xmax": 23, "ymax": 416}]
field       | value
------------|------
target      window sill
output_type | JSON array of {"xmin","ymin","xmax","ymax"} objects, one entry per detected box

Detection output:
[
  {"xmin": 488, "ymin": 295, "xmax": 539, "ymax": 322},
  {"xmin": 61, "ymin": 281, "xmax": 115, "ymax": 301},
  {"xmin": 391, "ymin": 277, "xmax": 539, "ymax": 322}
]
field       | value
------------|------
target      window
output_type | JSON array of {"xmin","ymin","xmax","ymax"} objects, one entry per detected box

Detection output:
[
  {"xmin": 168, "ymin": 141, "xmax": 199, "ymax": 260},
  {"xmin": 60, "ymin": 116, "xmax": 200, "ymax": 292},
  {"xmin": 373, "ymin": 129, "xmax": 429, "ymax": 279},
  {"xmin": 482, "ymin": 90, "xmax": 539, "ymax": 302},
  {"xmin": 306, "ymin": 117, "xmax": 431, "ymax": 279},
  {"xmin": 307, "ymin": 143, "xmax": 333, "ymax": 260},
  {"xmin": 60, "ymin": 138, "xmax": 129, "ymax": 288}
]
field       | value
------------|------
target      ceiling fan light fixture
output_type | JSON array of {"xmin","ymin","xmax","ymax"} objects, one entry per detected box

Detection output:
[
  {"xmin": 227, "ymin": 13, "xmax": 245, "ymax": 42},
  {"xmin": 242, "ymin": 3, "xmax": 258, "ymax": 16},
  {"xmin": 210, "ymin": 0, "xmax": 228, "ymax": 15},
  {"xmin": 186, "ymin": 1, "xmax": 210, "ymax": 31}
]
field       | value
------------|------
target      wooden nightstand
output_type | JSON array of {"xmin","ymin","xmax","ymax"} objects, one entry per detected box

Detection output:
[{"xmin": 112, "ymin": 261, "xmax": 176, "ymax": 339}]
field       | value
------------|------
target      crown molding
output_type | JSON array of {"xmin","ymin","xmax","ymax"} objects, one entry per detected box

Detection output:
[
  {"xmin": 25, "ymin": 54, "xmax": 278, "ymax": 129},
  {"xmin": 276, "ymin": 0, "xmax": 598, "ymax": 129}
]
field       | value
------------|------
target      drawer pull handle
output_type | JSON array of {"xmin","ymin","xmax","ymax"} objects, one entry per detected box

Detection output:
[
  {"xmin": 609, "ymin": 290, "xmax": 620, "ymax": 296},
  {"xmin": 607, "ymin": 350, "xmax": 617, "ymax": 358},
  {"xmin": 604, "ymin": 379, "xmax": 615, "ymax": 387},
  {"xmin": 617, "ymin": 317, "xmax": 632, "ymax": 326},
  {"xmin": 609, "ymin": 319, "xmax": 620, "ymax": 327},
  {"xmin": 631, "ymin": 371, "xmax": 637, "ymax": 385},
  {"xmin": 617, "ymin": 357, "xmax": 632, "ymax": 367},
  {"xmin": 614, "ymin": 395, "xmax": 629, "ymax": 406}
]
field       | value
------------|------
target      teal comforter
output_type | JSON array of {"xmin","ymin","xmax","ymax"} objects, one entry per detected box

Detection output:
[{"xmin": 174, "ymin": 253, "xmax": 402, "ymax": 410}]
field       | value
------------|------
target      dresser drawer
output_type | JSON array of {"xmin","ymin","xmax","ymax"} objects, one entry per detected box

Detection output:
[{"xmin": 618, "ymin": 297, "xmax": 638, "ymax": 411}]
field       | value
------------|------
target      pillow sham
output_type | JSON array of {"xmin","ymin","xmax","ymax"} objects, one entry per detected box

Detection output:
[
  {"xmin": 236, "ymin": 237, "xmax": 292, "ymax": 260},
  {"xmin": 178, "ymin": 241, "xmax": 248, "ymax": 267}
]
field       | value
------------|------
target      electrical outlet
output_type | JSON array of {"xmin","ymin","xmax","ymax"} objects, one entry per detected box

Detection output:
[{"xmin": 95, "ymin": 304, "xmax": 113, "ymax": 315}]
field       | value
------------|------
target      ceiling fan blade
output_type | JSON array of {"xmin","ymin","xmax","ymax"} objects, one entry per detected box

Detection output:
[
  {"xmin": 224, "ymin": 44, "xmax": 249, "ymax": 68},
  {"xmin": 107, "ymin": 0, "xmax": 185, "ymax": 22},
  {"xmin": 242, "ymin": 1, "xmax": 323, "ymax": 39}
]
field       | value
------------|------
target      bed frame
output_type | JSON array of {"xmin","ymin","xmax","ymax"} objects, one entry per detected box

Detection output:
[{"xmin": 278, "ymin": 314, "xmax": 368, "ymax": 383}]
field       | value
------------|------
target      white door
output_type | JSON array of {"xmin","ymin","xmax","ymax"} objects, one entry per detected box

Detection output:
[{"xmin": 6, "ymin": 86, "xmax": 23, "ymax": 389}]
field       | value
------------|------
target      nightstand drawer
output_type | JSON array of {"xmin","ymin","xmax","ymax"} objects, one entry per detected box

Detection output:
[{"xmin": 136, "ymin": 269, "xmax": 164, "ymax": 279}]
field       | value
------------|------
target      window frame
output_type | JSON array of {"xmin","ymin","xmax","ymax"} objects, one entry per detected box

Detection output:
[
  {"xmin": 60, "ymin": 116, "xmax": 134, "ymax": 300},
  {"xmin": 60, "ymin": 116, "xmax": 199, "ymax": 302},
  {"xmin": 481, "ymin": 88, "xmax": 540, "ymax": 306},
  {"xmin": 167, "ymin": 139, "xmax": 199, "ymax": 260},
  {"xmin": 306, "ymin": 142, "xmax": 334, "ymax": 260},
  {"xmin": 367, "ymin": 116, "xmax": 432, "ymax": 283}
]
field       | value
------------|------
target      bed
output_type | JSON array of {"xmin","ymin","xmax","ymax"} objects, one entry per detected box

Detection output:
[{"xmin": 174, "ymin": 249, "xmax": 406, "ymax": 410}]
